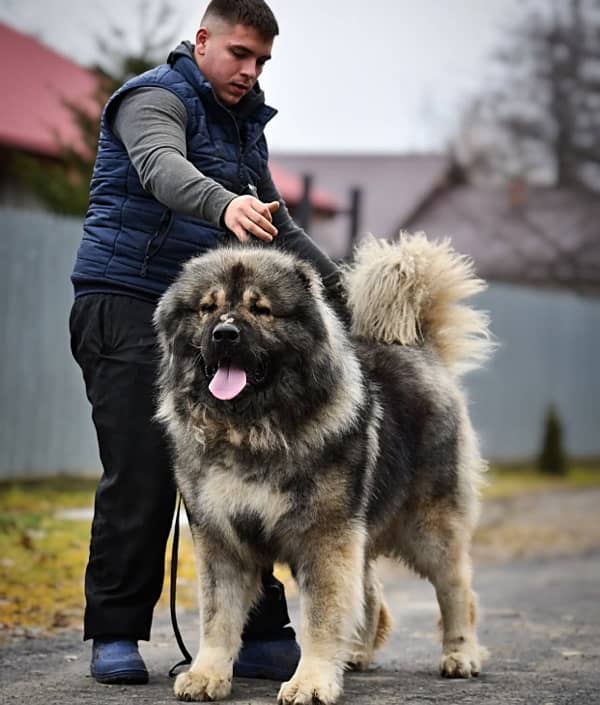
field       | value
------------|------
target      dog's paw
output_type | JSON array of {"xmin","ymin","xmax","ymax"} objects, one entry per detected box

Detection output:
[
  {"xmin": 346, "ymin": 648, "xmax": 373, "ymax": 671},
  {"xmin": 277, "ymin": 662, "xmax": 342, "ymax": 705},
  {"xmin": 440, "ymin": 643, "xmax": 486, "ymax": 678},
  {"xmin": 174, "ymin": 668, "xmax": 232, "ymax": 701}
]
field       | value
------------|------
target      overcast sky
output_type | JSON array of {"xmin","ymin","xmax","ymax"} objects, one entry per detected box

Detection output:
[{"xmin": 1, "ymin": 0, "xmax": 523, "ymax": 153}]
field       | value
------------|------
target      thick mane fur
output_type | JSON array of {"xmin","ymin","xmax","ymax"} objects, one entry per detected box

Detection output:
[
  {"xmin": 153, "ymin": 246, "xmax": 366, "ymax": 456},
  {"xmin": 344, "ymin": 233, "xmax": 494, "ymax": 376}
]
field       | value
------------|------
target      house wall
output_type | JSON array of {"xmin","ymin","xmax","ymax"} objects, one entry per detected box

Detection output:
[{"xmin": 0, "ymin": 209, "xmax": 598, "ymax": 478}]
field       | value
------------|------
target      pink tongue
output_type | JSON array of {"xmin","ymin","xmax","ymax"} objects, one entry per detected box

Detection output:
[{"xmin": 209, "ymin": 364, "xmax": 247, "ymax": 400}]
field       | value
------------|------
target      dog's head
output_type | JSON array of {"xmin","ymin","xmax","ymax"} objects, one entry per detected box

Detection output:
[{"xmin": 154, "ymin": 247, "xmax": 339, "ymax": 425}]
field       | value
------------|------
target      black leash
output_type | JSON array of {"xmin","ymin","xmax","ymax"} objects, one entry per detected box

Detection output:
[{"xmin": 168, "ymin": 494, "xmax": 193, "ymax": 677}]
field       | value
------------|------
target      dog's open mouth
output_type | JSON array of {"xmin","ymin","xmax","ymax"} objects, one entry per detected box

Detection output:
[{"xmin": 205, "ymin": 358, "xmax": 269, "ymax": 401}]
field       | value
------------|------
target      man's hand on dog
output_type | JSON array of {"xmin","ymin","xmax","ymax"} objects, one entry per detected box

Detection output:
[{"xmin": 224, "ymin": 195, "xmax": 279, "ymax": 243}]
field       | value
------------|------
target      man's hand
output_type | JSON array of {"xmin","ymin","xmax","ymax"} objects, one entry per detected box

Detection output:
[{"xmin": 224, "ymin": 196, "xmax": 280, "ymax": 243}]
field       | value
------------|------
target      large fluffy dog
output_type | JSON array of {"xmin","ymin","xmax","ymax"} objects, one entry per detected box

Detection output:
[{"xmin": 154, "ymin": 234, "xmax": 492, "ymax": 704}]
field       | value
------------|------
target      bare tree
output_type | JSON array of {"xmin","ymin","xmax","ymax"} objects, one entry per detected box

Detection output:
[
  {"xmin": 9, "ymin": 0, "xmax": 182, "ymax": 216},
  {"xmin": 456, "ymin": 0, "xmax": 600, "ymax": 192},
  {"xmin": 93, "ymin": 0, "xmax": 183, "ymax": 81}
]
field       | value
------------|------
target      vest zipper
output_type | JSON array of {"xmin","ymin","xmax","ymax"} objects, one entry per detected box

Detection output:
[
  {"xmin": 213, "ymin": 89, "xmax": 265, "ymax": 192},
  {"xmin": 229, "ymin": 112, "xmax": 245, "ymax": 190},
  {"xmin": 217, "ymin": 100, "xmax": 246, "ymax": 192},
  {"xmin": 140, "ymin": 209, "xmax": 173, "ymax": 277}
]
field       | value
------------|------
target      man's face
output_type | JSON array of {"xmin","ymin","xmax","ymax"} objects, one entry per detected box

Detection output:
[{"xmin": 195, "ymin": 21, "xmax": 273, "ymax": 106}]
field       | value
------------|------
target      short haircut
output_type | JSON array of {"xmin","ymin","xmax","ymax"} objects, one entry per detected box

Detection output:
[{"xmin": 201, "ymin": 0, "xmax": 279, "ymax": 40}]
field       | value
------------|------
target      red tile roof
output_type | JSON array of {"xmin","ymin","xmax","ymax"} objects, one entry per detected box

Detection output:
[{"xmin": 0, "ymin": 22, "xmax": 99, "ymax": 158}]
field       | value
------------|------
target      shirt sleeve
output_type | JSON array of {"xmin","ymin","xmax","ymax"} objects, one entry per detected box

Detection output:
[{"xmin": 111, "ymin": 86, "xmax": 237, "ymax": 225}]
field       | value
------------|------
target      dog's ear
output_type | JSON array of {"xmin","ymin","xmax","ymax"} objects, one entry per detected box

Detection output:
[
  {"xmin": 294, "ymin": 260, "xmax": 322, "ymax": 297},
  {"xmin": 154, "ymin": 290, "xmax": 189, "ymax": 339},
  {"xmin": 153, "ymin": 290, "xmax": 173, "ymax": 336},
  {"xmin": 154, "ymin": 290, "xmax": 194, "ymax": 368}
]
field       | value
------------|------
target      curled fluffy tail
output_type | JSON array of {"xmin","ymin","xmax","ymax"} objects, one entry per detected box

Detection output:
[{"xmin": 344, "ymin": 233, "xmax": 493, "ymax": 376}]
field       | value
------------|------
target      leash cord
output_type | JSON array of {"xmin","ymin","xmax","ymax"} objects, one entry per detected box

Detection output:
[{"xmin": 168, "ymin": 494, "xmax": 193, "ymax": 677}]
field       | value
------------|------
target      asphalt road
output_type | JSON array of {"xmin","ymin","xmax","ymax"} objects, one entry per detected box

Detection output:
[{"xmin": 1, "ymin": 549, "xmax": 599, "ymax": 705}]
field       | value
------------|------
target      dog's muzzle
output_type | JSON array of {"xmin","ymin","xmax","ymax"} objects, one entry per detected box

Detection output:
[
  {"xmin": 202, "ymin": 322, "xmax": 271, "ymax": 402},
  {"xmin": 212, "ymin": 321, "xmax": 240, "ymax": 345}
]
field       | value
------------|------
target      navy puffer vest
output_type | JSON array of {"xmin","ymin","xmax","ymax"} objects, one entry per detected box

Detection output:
[{"xmin": 71, "ymin": 42, "xmax": 277, "ymax": 301}]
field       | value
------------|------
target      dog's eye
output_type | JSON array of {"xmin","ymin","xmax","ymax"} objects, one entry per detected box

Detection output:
[
  {"xmin": 199, "ymin": 303, "xmax": 217, "ymax": 314},
  {"xmin": 250, "ymin": 303, "xmax": 271, "ymax": 316}
]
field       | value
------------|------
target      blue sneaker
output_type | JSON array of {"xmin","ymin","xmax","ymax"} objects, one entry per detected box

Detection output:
[
  {"xmin": 234, "ymin": 638, "xmax": 301, "ymax": 681},
  {"xmin": 90, "ymin": 639, "xmax": 149, "ymax": 684}
]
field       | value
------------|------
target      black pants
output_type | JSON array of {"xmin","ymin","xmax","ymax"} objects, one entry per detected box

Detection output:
[{"xmin": 70, "ymin": 294, "xmax": 292, "ymax": 641}]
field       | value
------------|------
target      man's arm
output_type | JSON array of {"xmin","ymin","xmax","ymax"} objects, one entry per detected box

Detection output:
[
  {"xmin": 112, "ymin": 87, "xmax": 237, "ymax": 224},
  {"xmin": 112, "ymin": 88, "xmax": 277, "ymax": 241}
]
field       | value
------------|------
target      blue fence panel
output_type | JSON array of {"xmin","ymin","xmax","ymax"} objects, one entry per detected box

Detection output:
[
  {"xmin": 468, "ymin": 283, "xmax": 600, "ymax": 459},
  {"xmin": 0, "ymin": 208, "xmax": 100, "ymax": 477}
]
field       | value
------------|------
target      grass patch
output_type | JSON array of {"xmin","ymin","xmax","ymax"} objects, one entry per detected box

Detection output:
[
  {"xmin": 0, "ymin": 514, "xmax": 90, "ymax": 635},
  {"xmin": 0, "ymin": 477, "xmax": 96, "ymax": 636},
  {"xmin": 484, "ymin": 463, "xmax": 600, "ymax": 499},
  {"xmin": 0, "ymin": 475, "xmax": 98, "ymax": 514},
  {"xmin": 0, "ymin": 476, "xmax": 198, "ymax": 638}
]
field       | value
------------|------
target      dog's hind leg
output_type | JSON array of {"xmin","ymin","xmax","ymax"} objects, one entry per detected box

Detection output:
[
  {"xmin": 433, "ymin": 546, "xmax": 485, "ymax": 677},
  {"xmin": 407, "ymin": 517, "xmax": 487, "ymax": 679},
  {"xmin": 174, "ymin": 530, "xmax": 261, "ymax": 702},
  {"xmin": 278, "ymin": 523, "xmax": 367, "ymax": 705},
  {"xmin": 347, "ymin": 560, "xmax": 392, "ymax": 671}
]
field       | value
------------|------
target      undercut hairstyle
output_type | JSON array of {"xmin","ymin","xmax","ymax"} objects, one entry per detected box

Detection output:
[{"xmin": 201, "ymin": 0, "xmax": 279, "ymax": 40}]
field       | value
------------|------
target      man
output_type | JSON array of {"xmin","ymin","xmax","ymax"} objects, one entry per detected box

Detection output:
[{"xmin": 70, "ymin": 0, "xmax": 346, "ymax": 686}]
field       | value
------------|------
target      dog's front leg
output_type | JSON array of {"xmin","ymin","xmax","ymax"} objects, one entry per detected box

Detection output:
[
  {"xmin": 278, "ymin": 523, "xmax": 366, "ymax": 705},
  {"xmin": 174, "ymin": 530, "xmax": 261, "ymax": 702}
]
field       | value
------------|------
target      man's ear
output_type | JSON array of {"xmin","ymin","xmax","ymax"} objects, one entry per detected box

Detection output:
[{"xmin": 195, "ymin": 27, "xmax": 208, "ymax": 55}]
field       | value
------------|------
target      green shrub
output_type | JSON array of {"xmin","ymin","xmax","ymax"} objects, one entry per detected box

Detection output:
[{"xmin": 537, "ymin": 404, "xmax": 567, "ymax": 476}]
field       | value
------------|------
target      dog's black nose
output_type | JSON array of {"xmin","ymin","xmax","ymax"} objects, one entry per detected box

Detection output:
[{"xmin": 212, "ymin": 321, "xmax": 240, "ymax": 343}]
